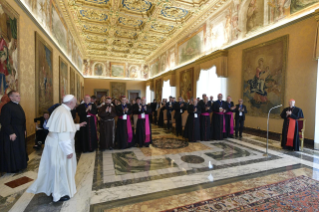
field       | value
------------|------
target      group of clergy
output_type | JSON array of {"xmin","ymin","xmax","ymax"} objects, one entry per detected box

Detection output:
[
  {"xmin": 152, "ymin": 94, "xmax": 248, "ymax": 142},
  {"xmin": 76, "ymin": 95, "xmax": 152, "ymax": 152}
]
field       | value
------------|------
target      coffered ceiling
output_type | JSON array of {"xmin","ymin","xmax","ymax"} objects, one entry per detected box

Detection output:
[{"xmin": 58, "ymin": 0, "xmax": 227, "ymax": 63}]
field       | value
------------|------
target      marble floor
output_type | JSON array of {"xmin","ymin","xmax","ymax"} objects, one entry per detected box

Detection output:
[{"xmin": 1, "ymin": 125, "xmax": 319, "ymax": 212}]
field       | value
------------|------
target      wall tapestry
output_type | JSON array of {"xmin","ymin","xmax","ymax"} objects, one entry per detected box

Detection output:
[
  {"xmin": 0, "ymin": 0, "xmax": 19, "ymax": 113},
  {"xmin": 35, "ymin": 32, "xmax": 53, "ymax": 117},
  {"xmin": 110, "ymin": 82, "xmax": 126, "ymax": 99},
  {"xmin": 242, "ymin": 35, "xmax": 288, "ymax": 118},
  {"xmin": 70, "ymin": 67, "xmax": 75, "ymax": 95},
  {"xmin": 59, "ymin": 57, "xmax": 68, "ymax": 100},
  {"xmin": 180, "ymin": 68, "xmax": 194, "ymax": 101}
]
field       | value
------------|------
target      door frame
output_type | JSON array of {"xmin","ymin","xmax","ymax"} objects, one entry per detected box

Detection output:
[{"xmin": 127, "ymin": 90, "xmax": 141, "ymax": 100}]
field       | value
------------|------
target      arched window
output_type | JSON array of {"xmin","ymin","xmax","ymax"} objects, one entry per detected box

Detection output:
[
  {"xmin": 162, "ymin": 80, "xmax": 176, "ymax": 99},
  {"xmin": 196, "ymin": 66, "xmax": 227, "ymax": 100},
  {"xmin": 146, "ymin": 85, "xmax": 154, "ymax": 104}
]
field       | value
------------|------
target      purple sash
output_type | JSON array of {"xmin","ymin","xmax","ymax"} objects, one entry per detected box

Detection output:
[
  {"xmin": 118, "ymin": 115, "xmax": 133, "ymax": 143},
  {"xmin": 224, "ymin": 112, "xmax": 234, "ymax": 135},
  {"xmin": 138, "ymin": 114, "xmax": 151, "ymax": 143},
  {"xmin": 201, "ymin": 112, "xmax": 210, "ymax": 116}
]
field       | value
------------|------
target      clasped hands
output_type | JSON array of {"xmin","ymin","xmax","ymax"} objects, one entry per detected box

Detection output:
[
  {"xmin": 286, "ymin": 111, "xmax": 292, "ymax": 116},
  {"xmin": 86, "ymin": 105, "xmax": 92, "ymax": 112}
]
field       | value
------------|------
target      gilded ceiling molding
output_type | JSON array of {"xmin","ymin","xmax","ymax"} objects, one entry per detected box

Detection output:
[
  {"xmin": 116, "ymin": 17, "xmax": 145, "ymax": 30},
  {"xmin": 115, "ymin": 30, "xmax": 138, "ymax": 40},
  {"xmin": 119, "ymin": 0, "xmax": 155, "ymax": 17},
  {"xmin": 149, "ymin": 23, "xmax": 176, "ymax": 35},
  {"xmin": 82, "ymin": 25, "xmax": 108, "ymax": 35},
  {"xmin": 74, "ymin": 0, "xmax": 112, "ymax": 9},
  {"xmin": 313, "ymin": 9, "xmax": 319, "ymax": 60},
  {"xmin": 111, "ymin": 47, "xmax": 130, "ymax": 53},
  {"xmin": 78, "ymin": 9, "xmax": 110, "ymax": 24},
  {"xmin": 159, "ymin": 7, "xmax": 191, "ymax": 23},
  {"xmin": 112, "ymin": 39, "xmax": 134, "ymax": 48},
  {"xmin": 175, "ymin": 0, "xmax": 208, "ymax": 8}
]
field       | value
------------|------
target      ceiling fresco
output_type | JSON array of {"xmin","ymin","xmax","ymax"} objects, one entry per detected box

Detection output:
[
  {"xmin": 19, "ymin": 0, "xmax": 319, "ymax": 79},
  {"xmin": 57, "ymin": 0, "xmax": 228, "ymax": 64}
]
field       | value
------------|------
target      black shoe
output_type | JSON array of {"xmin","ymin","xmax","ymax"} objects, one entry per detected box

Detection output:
[
  {"xmin": 234, "ymin": 135, "xmax": 238, "ymax": 138},
  {"xmin": 58, "ymin": 195, "xmax": 70, "ymax": 202},
  {"xmin": 109, "ymin": 147, "xmax": 113, "ymax": 150}
]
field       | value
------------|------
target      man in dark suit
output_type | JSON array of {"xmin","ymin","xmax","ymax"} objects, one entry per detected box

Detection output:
[
  {"xmin": 150, "ymin": 99, "xmax": 157, "ymax": 124},
  {"xmin": 235, "ymin": 99, "xmax": 247, "ymax": 138},
  {"xmin": 33, "ymin": 111, "xmax": 50, "ymax": 149},
  {"xmin": 174, "ymin": 97, "xmax": 187, "ymax": 136}
]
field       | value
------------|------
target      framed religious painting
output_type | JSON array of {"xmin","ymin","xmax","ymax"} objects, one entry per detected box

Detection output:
[
  {"xmin": 35, "ymin": 32, "xmax": 54, "ymax": 117},
  {"xmin": 155, "ymin": 78, "xmax": 162, "ymax": 102},
  {"xmin": 179, "ymin": 68, "xmax": 194, "ymax": 102},
  {"xmin": 70, "ymin": 67, "xmax": 75, "ymax": 95},
  {"xmin": 110, "ymin": 82, "xmax": 126, "ymax": 99},
  {"xmin": 0, "ymin": 0, "xmax": 19, "ymax": 112},
  {"xmin": 59, "ymin": 57, "xmax": 68, "ymax": 100},
  {"xmin": 242, "ymin": 35, "xmax": 288, "ymax": 118}
]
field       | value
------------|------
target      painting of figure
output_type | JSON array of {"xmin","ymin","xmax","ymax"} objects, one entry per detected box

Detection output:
[
  {"xmin": 35, "ymin": 32, "xmax": 53, "ymax": 117},
  {"xmin": 245, "ymin": 0, "xmax": 264, "ymax": 33},
  {"xmin": 143, "ymin": 65, "xmax": 149, "ymax": 79},
  {"xmin": 83, "ymin": 59, "xmax": 91, "ymax": 76},
  {"xmin": 290, "ymin": 0, "xmax": 319, "ymax": 14},
  {"xmin": 70, "ymin": 67, "xmax": 75, "ymax": 95},
  {"xmin": 150, "ymin": 60, "xmax": 159, "ymax": 77},
  {"xmin": 242, "ymin": 35, "xmax": 288, "ymax": 118},
  {"xmin": 94, "ymin": 63, "xmax": 104, "ymax": 76},
  {"xmin": 59, "ymin": 57, "xmax": 68, "ymax": 100},
  {"xmin": 0, "ymin": 1, "xmax": 19, "ymax": 113},
  {"xmin": 51, "ymin": 4, "xmax": 67, "ymax": 53},
  {"xmin": 180, "ymin": 68, "xmax": 194, "ymax": 102},
  {"xmin": 155, "ymin": 79, "xmax": 162, "ymax": 102},
  {"xmin": 160, "ymin": 53, "xmax": 167, "ymax": 73},
  {"xmin": 129, "ymin": 65, "xmax": 139, "ymax": 78},
  {"xmin": 111, "ymin": 63, "xmax": 125, "ymax": 77},
  {"xmin": 169, "ymin": 48, "xmax": 176, "ymax": 69},
  {"xmin": 178, "ymin": 30, "xmax": 203, "ymax": 65},
  {"xmin": 36, "ymin": 0, "xmax": 50, "ymax": 32},
  {"xmin": 110, "ymin": 82, "xmax": 126, "ymax": 99}
]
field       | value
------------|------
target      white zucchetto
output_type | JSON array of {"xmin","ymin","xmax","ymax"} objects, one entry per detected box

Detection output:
[{"xmin": 63, "ymin": 94, "xmax": 75, "ymax": 103}]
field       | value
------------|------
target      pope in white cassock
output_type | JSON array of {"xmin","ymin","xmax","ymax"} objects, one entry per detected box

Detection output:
[{"xmin": 27, "ymin": 95, "xmax": 87, "ymax": 202}]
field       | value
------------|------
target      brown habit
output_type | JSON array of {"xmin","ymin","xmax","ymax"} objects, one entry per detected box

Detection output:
[{"xmin": 98, "ymin": 105, "xmax": 117, "ymax": 150}]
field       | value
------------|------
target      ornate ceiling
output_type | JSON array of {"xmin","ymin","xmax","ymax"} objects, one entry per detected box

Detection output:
[{"xmin": 58, "ymin": 0, "xmax": 227, "ymax": 63}]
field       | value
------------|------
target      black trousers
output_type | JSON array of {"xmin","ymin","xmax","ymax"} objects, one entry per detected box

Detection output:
[
  {"xmin": 235, "ymin": 117, "xmax": 244, "ymax": 136},
  {"xmin": 153, "ymin": 111, "xmax": 158, "ymax": 124},
  {"xmin": 167, "ymin": 113, "xmax": 172, "ymax": 129},
  {"xmin": 35, "ymin": 129, "xmax": 49, "ymax": 145}
]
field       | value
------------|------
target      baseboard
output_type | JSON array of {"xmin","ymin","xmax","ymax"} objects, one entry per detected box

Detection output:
[{"xmin": 244, "ymin": 127, "xmax": 314, "ymax": 149}]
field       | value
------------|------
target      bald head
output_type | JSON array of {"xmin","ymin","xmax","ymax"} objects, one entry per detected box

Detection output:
[
  {"xmin": 227, "ymin": 96, "xmax": 232, "ymax": 103},
  {"xmin": 289, "ymin": 99, "xmax": 295, "ymax": 108},
  {"xmin": 238, "ymin": 99, "xmax": 243, "ymax": 105},
  {"xmin": 218, "ymin": 94, "xmax": 223, "ymax": 101}
]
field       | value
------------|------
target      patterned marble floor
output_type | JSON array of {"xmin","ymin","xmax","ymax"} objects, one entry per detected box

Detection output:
[{"xmin": 1, "ymin": 125, "xmax": 319, "ymax": 212}]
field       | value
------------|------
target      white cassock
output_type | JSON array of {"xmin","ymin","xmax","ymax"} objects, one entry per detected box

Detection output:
[{"xmin": 27, "ymin": 104, "xmax": 80, "ymax": 202}]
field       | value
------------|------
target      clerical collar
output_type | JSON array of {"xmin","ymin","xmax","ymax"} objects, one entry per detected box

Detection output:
[
  {"xmin": 62, "ymin": 104, "xmax": 71, "ymax": 111},
  {"xmin": 12, "ymin": 101, "xmax": 19, "ymax": 105}
]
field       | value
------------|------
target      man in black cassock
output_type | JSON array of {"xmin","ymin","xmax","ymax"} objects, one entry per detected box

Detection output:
[
  {"xmin": 224, "ymin": 96, "xmax": 236, "ymax": 138},
  {"xmin": 158, "ymin": 99, "xmax": 167, "ymax": 127},
  {"xmin": 280, "ymin": 99, "xmax": 304, "ymax": 151},
  {"xmin": 212, "ymin": 94, "xmax": 226, "ymax": 140},
  {"xmin": 166, "ymin": 96, "xmax": 174, "ymax": 130},
  {"xmin": 98, "ymin": 97, "xmax": 117, "ymax": 150},
  {"xmin": 115, "ymin": 96, "xmax": 133, "ymax": 149},
  {"xmin": 76, "ymin": 95, "xmax": 98, "ymax": 152},
  {"xmin": 184, "ymin": 98, "xmax": 201, "ymax": 142},
  {"xmin": 174, "ymin": 97, "xmax": 187, "ymax": 136},
  {"xmin": 209, "ymin": 96, "xmax": 214, "ymax": 104},
  {"xmin": 235, "ymin": 99, "xmax": 247, "ymax": 138},
  {"xmin": 198, "ymin": 95, "xmax": 212, "ymax": 141},
  {"xmin": 132, "ymin": 97, "xmax": 152, "ymax": 147},
  {"xmin": 0, "ymin": 91, "xmax": 28, "ymax": 173}
]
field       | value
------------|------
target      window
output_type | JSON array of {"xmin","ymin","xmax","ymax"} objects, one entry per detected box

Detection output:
[
  {"xmin": 146, "ymin": 85, "xmax": 151, "ymax": 104},
  {"xmin": 196, "ymin": 66, "xmax": 227, "ymax": 100},
  {"xmin": 162, "ymin": 80, "xmax": 176, "ymax": 99}
]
